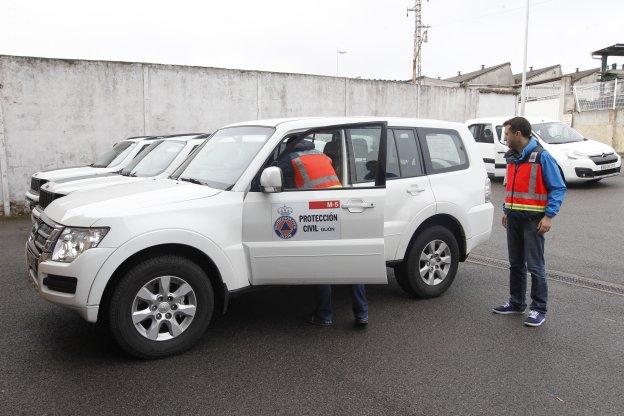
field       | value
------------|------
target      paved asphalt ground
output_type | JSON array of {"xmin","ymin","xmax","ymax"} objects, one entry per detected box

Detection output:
[{"xmin": 1, "ymin": 176, "xmax": 623, "ymax": 415}]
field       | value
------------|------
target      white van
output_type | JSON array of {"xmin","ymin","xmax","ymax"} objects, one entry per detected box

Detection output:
[
  {"xmin": 31, "ymin": 134, "xmax": 209, "ymax": 221},
  {"xmin": 466, "ymin": 117, "xmax": 622, "ymax": 183},
  {"xmin": 27, "ymin": 117, "xmax": 493, "ymax": 358}
]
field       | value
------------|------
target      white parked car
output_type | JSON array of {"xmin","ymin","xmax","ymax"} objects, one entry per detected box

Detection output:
[
  {"xmin": 466, "ymin": 117, "xmax": 622, "ymax": 183},
  {"xmin": 31, "ymin": 134, "xmax": 209, "ymax": 221},
  {"xmin": 26, "ymin": 136, "xmax": 156, "ymax": 209},
  {"xmin": 26, "ymin": 117, "xmax": 493, "ymax": 358}
]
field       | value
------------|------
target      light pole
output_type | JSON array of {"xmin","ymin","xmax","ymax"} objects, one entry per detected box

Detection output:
[
  {"xmin": 519, "ymin": 0, "xmax": 530, "ymax": 116},
  {"xmin": 336, "ymin": 50, "xmax": 347, "ymax": 77}
]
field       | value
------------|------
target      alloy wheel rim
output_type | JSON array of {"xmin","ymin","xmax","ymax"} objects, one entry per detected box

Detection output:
[
  {"xmin": 418, "ymin": 240, "xmax": 451, "ymax": 286},
  {"xmin": 131, "ymin": 275, "xmax": 197, "ymax": 341}
]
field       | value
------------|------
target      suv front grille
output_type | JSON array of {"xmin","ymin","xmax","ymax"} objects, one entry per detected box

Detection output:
[
  {"xmin": 590, "ymin": 153, "xmax": 618, "ymax": 165},
  {"xmin": 39, "ymin": 189, "xmax": 64, "ymax": 210},
  {"xmin": 30, "ymin": 177, "xmax": 48, "ymax": 195},
  {"xmin": 27, "ymin": 215, "xmax": 63, "ymax": 268}
]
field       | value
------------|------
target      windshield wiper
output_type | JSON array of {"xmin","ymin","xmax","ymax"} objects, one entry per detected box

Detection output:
[{"xmin": 179, "ymin": 177, "xmax": 207, "ymax": 185}]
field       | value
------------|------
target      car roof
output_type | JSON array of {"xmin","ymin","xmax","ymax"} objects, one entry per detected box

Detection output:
[
  {"xmin": 465, "ymin": 116, "xmax": 559, "ymax": 125},
  {"xmin": 223, "ymin": 116, "xmax": 466, "ymax": 130},
  {"xmin": 123, "ymin": 133, "xmax": 210, "ymax": 143}
]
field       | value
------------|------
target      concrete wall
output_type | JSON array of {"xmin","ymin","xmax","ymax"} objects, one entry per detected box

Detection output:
[
  {"xmin": 476, "ymin": 91, "xmax": 517, "ymax": 118},
  {"xmin": 0, "ymin": 55, "xmax": 514, "ymax": 215},
  {"xmin": 572, "ymin": 109, "xmax": 624, "ymax": 153}
]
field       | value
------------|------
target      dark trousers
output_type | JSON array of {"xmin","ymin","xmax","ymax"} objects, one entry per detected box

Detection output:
[
  {"xmin": 315, "ymin": 284, "xmax": 368, "ymax": 322},
  {"xmin": 507, "ymin": 213, "xmax": 548, "ymax": 314}
]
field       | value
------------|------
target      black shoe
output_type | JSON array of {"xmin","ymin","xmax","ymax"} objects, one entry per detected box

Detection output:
[
  {"xmin": 354, "ymin": 317, "xmax": 368, "ymax": 328},
  {"xmin": 305, "ymin": 314, "xmax": 333, "ymax": 326}
]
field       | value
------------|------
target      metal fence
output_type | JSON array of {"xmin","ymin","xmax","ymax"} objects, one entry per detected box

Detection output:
[
  {"xmin": 573, "ymin": 79, "xmax": 624, "ymax": 112},
  {"xmin": 525, "ymin": 84, "xmax": 561, "ymax": 101}
]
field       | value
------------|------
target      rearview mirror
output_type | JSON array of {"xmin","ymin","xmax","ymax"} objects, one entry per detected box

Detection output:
[{"xmin": 260, "ymin": 166, "xmax": 283, "ymax": 193}]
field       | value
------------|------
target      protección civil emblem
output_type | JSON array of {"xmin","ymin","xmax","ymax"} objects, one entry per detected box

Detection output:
[{"xmin": 274, "ymin": 205, "xmax": 297, "ymax": 239}]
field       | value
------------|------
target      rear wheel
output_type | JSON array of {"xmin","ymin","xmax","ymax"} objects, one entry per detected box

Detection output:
[
  {"xmin": 395, "ymin": 226, "xmax": 460, "ymax": 298},
  {"xmin": 108, "ymin": 255, "xmax": 214, "ymax": 359}
]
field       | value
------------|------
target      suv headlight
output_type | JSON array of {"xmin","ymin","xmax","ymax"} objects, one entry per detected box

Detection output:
[
  {"xmin": 567, "ymin": 150, "xmax": 588, "ymax": 160},
  {"xmin": 52, "ymin": 227, "xmax": 109, "ymax": 263},
  {"xmin": 485, "ymin": 177, "xmax": 492, "ymax": 203}
]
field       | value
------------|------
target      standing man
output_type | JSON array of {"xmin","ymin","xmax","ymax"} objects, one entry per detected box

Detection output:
[
  {"xmin": 492, "ymin": 117, "xmax": 566, "ymax": 327},
  {"xmin": 276, "ymin": 136, "xmax": 369, "ymax": 328}
]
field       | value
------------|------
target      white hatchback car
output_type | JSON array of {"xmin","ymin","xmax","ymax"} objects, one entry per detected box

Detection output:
[
  {"xmin": 27, "ymin": 117, "xmax": 493, "ymax": 358},
  {"xmin": 31, "ymin": 134, "xmax": 209, "ymax": 222},
  {"xmin": 466, "ymin": 116, "xmax": 622, "ymax": 183}
]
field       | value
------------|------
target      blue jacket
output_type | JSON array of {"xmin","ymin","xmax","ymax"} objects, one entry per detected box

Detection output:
[{"xmin": 504, "ymin": 138, "xmax": 567, "ymax": 218}]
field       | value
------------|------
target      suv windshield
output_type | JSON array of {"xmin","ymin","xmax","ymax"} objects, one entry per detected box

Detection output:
[
  {"xmin": 174, "ymin": 126, "xmax": 275, "ymax": 190},
  {"xmin": 92, "ymin": 141, "xmax": 136, "ymax": 168},
  {"xmin": 532, "ymin": 122, "xmax": 584, "ymax": 144},
  {"xmin": 121, "ymin": 140, "xmax": 185, "ymax": 177}
]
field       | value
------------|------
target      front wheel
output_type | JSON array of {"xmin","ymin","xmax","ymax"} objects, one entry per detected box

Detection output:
[
  {"xmin": 107, "ymin": 255, "xmax": 214, "ymax": 359},
  {"xmin": 395, "ymin": 226, "xmax": 460, "ymax": 298}
]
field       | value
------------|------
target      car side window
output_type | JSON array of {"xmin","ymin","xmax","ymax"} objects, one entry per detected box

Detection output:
[
  {"xmin": 469, "ymin": 124, "xmax": 494, "ymax": 144},
  {"xmin": 385, "ymin": 130, "xmax": 401, "ymax": 179},
  {"xmin": 481, "ymin": 124, "xmax": 495, "ymax": 144},
  {"xmin": 468, "ymin": 124, "xmax": 482, "ymax": 142},
  {"xmin": 347, "ymin": 127, "xmax": 384, "ymax": 184},
  {"xmin": 418, "ymin": 128, "xmax": 469, "ymax": 174},
  {"xmin": 392, "ymin": 129, "xmax": 423, "ymax": 178}
]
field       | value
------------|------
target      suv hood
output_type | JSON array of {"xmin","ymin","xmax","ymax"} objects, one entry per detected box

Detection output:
[
  {"xmin": 42, "ymin": 174, "xmax": 140, "ymax": 195},
  {"xmin": 547, "ymin": 139, "xmax": 615, "ymax": 156},
  {"xmin": 45, "ymin": 179, "xmax": 222, "ymax": 227},
  {"xmin": 35, "ymin": 166, "xmax": 116, "ymax": 182}
]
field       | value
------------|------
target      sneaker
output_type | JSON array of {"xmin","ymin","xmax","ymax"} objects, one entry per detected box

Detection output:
[
  {"xmin": 354, "ymin": 317, "xmax": 368, "ymax": 328},
  {"xmin": 492, "ymin": 303, "xmax": 525, "ymax": 315},
  {"xmin": 524, "ymin": 310, "xmax": 546, "ymax": 327},
  {"xmin": 305, "ymin": 314, "xmax": 332, "ymax": 327}
]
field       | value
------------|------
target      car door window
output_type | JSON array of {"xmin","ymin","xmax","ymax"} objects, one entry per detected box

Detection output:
[
  {"xmin": 468, "ymin": 124, "xmax": 482, "ymax": 142},
  {"xmin": 385, "ymin": 130, "xmax": 401, "ymax": 179},
  {"xmin": 481, "ymin": 124, "xmax": 495, "ymax": 143},
  {"xmin": 418, "ymin": 128, "xmax": 469, "ymax": 174},
  {"xmin": 393, "ymin": 129, "xmax": 423, "ymax": 178},
  {"xmin": 346, "ymin": 127, "xmax": 386, "ymax": 185}
]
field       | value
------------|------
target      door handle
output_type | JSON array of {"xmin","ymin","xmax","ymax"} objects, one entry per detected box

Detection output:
[
  {"xmin": 407, "ymin": 185, "xmax": 426, "ymax": 196},
  {"xmin": 342, "ymin": 199, "xmax": 376, "ymax": 213}
]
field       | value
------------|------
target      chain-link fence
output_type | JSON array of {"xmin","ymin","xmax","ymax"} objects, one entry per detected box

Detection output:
[{"xmin": 573, "ymin": 79, "xmax": 624, "ymax": 111}]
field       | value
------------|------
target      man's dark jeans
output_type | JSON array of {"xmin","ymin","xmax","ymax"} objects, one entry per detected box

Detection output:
[
  {"xmin": 507, "ymin": 213, "xmax": 548, "ymax": 314},
  {"xmin": 315, "ymin": 284, "xmax": 368, "ymax": 322}
]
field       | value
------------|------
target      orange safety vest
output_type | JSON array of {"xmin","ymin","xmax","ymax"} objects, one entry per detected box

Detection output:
[
  {"xmin": 505, "ymin": 146, "xmax": 548, "ymax": 213},
  {"xmin": 290, "ymin": 150, "xmax": 341, "ymax": 189}
]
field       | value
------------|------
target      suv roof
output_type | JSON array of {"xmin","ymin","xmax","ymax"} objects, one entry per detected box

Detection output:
[{"xmin": 224, "ymin": 117, "xmax": 466, "ymax": 130}]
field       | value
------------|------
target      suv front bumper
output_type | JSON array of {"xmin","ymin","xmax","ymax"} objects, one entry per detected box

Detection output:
[{"xmin": 26, "ymin": 243, "xmax": 114, "ymax": 323}]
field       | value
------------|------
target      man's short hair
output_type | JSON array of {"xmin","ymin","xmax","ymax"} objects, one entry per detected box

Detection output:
[{"xmin": 503, "ymin": 117, "xmax": 532, "ymax": 138}]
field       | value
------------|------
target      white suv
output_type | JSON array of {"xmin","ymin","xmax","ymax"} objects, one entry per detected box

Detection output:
[
  {"xmin": 31, "ymin": 134, "xmax": 209, "ymax": 222},
  {"xmin": 26, "ymin": 117, "xmax": 493, "ymax": 358},
  {"xmin": 466, "ymin": 116, "xmax": 622, "ymax": 183},
  {"xmin": 26, "ymin": 136, "xmax": 155, "ymax": 209}
]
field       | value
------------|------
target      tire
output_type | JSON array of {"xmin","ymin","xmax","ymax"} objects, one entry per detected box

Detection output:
[
  {"xmin": 108, "ymin": 255, "xmax": 214, "ymax": 359},
  {"xmin": 395, "ymin": 225, "xmax": 460, "ymax": 298}
]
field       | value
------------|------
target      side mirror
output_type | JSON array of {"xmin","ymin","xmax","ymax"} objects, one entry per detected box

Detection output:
[{"xmin": 260, "ymin": 166, "xmax": 283, "ymax": 193}]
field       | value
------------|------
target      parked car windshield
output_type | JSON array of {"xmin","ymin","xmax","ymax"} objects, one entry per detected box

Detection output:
[
  {"xmin": 121, "ymin": 140, "xmax": 185, "ymax": 177},
  {"xmin": 532, "ymin": 122, "xmax": 584, "ymax": 144},
  {"xmin": 92, "ymin": 141, "xmax": 136, "ymax": 168},
  {"xmin": 174, "ymin": 126, "xmax": 275, "ymax": 190}
]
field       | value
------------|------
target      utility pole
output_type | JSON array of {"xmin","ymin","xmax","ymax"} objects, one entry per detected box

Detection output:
[
  {"xmin": 336, "ymin": 50, "xmax": 347, "ymax": 77},
  {"xmin": 407, "ymin": 0, "xmax": 429, "ymax": 117},
  {"xmin": 519, "ymin": 0, "xmax": 529, "ymax": 116}
]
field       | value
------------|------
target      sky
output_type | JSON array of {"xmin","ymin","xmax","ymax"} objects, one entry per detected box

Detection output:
[{"xmin": 1, "ymin": 0, "xmax": 622, "ymax": 80}]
